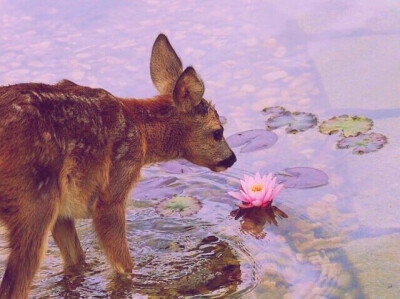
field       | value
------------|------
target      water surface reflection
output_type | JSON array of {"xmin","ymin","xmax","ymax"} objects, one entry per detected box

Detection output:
[{"xmin": 231, "ymin": 206, "xmax": 289, "ymax": 239}]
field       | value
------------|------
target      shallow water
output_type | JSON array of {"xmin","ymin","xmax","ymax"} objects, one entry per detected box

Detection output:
[{"xmin": 1, "ymin": 0, "xmax": 400, "ymax": 298}]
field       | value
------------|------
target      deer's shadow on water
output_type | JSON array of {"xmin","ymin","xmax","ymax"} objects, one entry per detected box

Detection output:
[{"xmin": 231, "ymin": 205, "xmax": 289, "ymax": 239}]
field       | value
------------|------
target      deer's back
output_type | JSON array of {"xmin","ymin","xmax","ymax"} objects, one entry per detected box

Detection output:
[{"xmin": 1, "ymin": 81, "xmax": 127, "ymax": 156}]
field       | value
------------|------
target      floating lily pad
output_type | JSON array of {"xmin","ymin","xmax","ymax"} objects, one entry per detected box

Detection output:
[
  {"xmin": 288, "ymin": 112, "xmax": 319, "ymax": 133},
  {"xmin": 131, "ymin": 176, "xmax": 184, "ymax": 200},
  {"xmin": 265, "ymin": 111, "xmax": 318, "ymax": 134},
  {"xmin": 156, "ymin": 196, "xmax": 202, "ymax": 217},
  {"xmin": 274, "ymin": 167, "xmax": 329, "ymax": 189},
  {"xmin": 226, "ymin": 129, "xmax": 278, "ymax": 153},
  {"xmin": 160, "ymin": 160, "xmax": 194, "ymax": 174},
  {"xmin": 265, "ymin": 111, "xmax": 293, "ymax": 130},
  {"xmin": 337, "ymin": 132, "xmax": 388, "ymax": 154},
  {"xmin": 319, "ymin": 115, "xmax": 373, "ymax": 137},
  {"xmin": 261, "ymin": 106, "xmax": 287, "ymax": 117}
]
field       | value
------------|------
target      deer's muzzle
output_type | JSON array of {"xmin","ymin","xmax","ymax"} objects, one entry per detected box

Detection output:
[{"xmin": 216, "ymin": 152, "xmax": 237, "ymax": 169}]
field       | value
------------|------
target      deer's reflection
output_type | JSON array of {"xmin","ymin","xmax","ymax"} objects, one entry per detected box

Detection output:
[{"xmin": 231, "ymin": 206, "xmax": 288, "ymax": 239}]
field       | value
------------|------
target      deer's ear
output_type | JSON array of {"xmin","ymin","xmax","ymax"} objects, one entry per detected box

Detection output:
[
  {"xmin": 173, "ymin": 67, "xmax": 204, "ymax": 112},
  {"xmin": 150, "ymin": 34, "xmax": 183, "ymax": 95}
]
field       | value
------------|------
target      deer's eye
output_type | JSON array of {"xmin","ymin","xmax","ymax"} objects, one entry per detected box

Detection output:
[{"xmin": 213, "ymin": 128, "xmax": 223, "ymax": 141}]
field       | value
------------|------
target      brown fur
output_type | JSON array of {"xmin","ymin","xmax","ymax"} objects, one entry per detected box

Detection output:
[{"xmin": 0, "ymin": 34, "xmax": 235, "ymax": 298}]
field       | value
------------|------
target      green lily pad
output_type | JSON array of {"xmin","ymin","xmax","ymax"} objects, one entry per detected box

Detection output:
[
  {"xmin": 156, "ymin": 196, "xmax": 202, "ymax": 217},
  {"xmin": 319, "ymin": 115, "xmax": 373, "ymax": 137},
  {"xmin": 337, "ymin": 132, "xmax": 388, "ymax": 154},
  {"xmin": 265, "ymin": 111, "xmax": 318, "ymax": 134}
]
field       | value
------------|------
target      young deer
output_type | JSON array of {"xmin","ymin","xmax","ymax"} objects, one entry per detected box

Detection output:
[{"xmin": 0, "ymin": 34, "xmax": 236, "ymax": 298}]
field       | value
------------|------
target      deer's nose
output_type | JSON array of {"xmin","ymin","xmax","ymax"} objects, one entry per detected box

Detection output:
[{"xmin": 217, "ymin": 152, "xmax": 237, "ymax": 168}]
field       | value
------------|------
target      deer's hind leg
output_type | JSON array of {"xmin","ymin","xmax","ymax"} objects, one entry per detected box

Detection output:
[
  {"xmin": 0, "ymin": 183, "xmax": 60, "ymax": 299},
  {"xmin": 52, "ymin": 217, "xmax": 85, "ymax": 273}
]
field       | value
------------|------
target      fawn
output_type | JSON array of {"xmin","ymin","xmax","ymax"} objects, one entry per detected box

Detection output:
[{"xmin": 0, "ymin": 34, "xmax": 236, "ymax": 298}]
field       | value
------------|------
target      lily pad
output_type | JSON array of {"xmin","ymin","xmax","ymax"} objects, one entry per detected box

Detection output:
[
  {"xmin": 261, "ymin": 106, "xmax": 287, "ymax": 117},
  {"xmin": 226, "ymin": 129, "xmax": 278, "ymax": 153},
  {"xmin": 265, "ymin": 111, "xmax": 293, "ymax": 130},
  {"xmin": 319, "ymin": 115, "xmax": 373, "ymax": 137},
  {"xmin": 274, "ymin": 167, "xmax": 329, "ymax": 189},
  {"xmin": 160, "ymin": 160, "xmax": 194, "ymax": 174},
  {"xmin": 337, "ymin": 132, "xmax": 388, "ymax": 154},
  {"xmin": 265, "ymin": 111, "xmax": 318, "ymax": 134},
  {"xmin": 131, "ymin": 176, "xmax": 184, "ymax": 200},
  {"xmin": 156, "ymin": 196, "xmax": 202, "ymax": 217},
  {"xmin": 288, "ymin": 112, "xmax": 319, "ymax": 133}
]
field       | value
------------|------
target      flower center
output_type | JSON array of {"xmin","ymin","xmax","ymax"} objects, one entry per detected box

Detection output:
[{"xmin": 250, "ymin": 184, "xmax": 263, "ymax": 192}]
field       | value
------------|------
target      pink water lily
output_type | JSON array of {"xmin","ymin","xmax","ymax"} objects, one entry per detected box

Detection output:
[{"xmin": 228, "ymin": 172, "xmax": 284, "ymax": 209}]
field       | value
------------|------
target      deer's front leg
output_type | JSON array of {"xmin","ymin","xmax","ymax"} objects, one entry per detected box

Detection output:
[{"xmin": 93, "ymin": 190, "xmax": 133, "ymax": 274}]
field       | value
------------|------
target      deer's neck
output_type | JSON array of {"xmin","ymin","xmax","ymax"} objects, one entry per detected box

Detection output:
[{"xmin": 122, "ymin": 95, "xmax": 184, "ymax": 165}]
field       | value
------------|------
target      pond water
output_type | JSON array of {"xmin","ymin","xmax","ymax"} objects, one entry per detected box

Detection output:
[{"xmin": 1, "ymin": 0, "xmax": 400, "ymax": 298}]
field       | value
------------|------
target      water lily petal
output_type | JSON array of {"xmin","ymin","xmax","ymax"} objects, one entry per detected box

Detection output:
[
  {"xmin": 249, "ymin": 188, "xmax": 265, "ymax": 201},
  {"xmin": 263, "ymin": 184, "xmax": 274, "ymax": 203},
  {"xmin": 240, "ymin": 180, "xmax": 250, "ymax": 194},
  {"xmin": 268, "ymin": 177, "xmax": 278, "ymax": 197},
  {"xmin": 248, "ymin": 189, "xmax": 257, "ymax": 200},
  {"xmin": 258, "ymin": 184, "xmax": 268, "ymax": 201},
  {"xmin": 271, "ymin": 183, "xmax": 284, "ymax": 198},
  {"xmin": 264, "ymin": 173, "xmax": 273, "ymax": 190},
  {"xmin": 248, "ymin": 176, "xmax": 256, "ymax": 187},
  {"xmin": 261, "ymin": 174, "xmax": 269, "ymax": 185},
  {"xmin": 256, "ymin": 190, "xmax": 266, "ymax": 201},
  {"xmin": 240, "ymin": 190, "xmax": 254, "ymax": 203},
  {"xmin": 231, "ymin": 172, "xmax": 284, "ymax": 209},
  {"xmin": 228, "ymin": 191, "xmax": 246, "ymax": 202},
  {"xmin": 271, "ymin": 176, "xmax": 277, "ymax": 187},
  {"xmin": 252, "ymin": 200, "xmax": 262, "ymax": 207}
]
